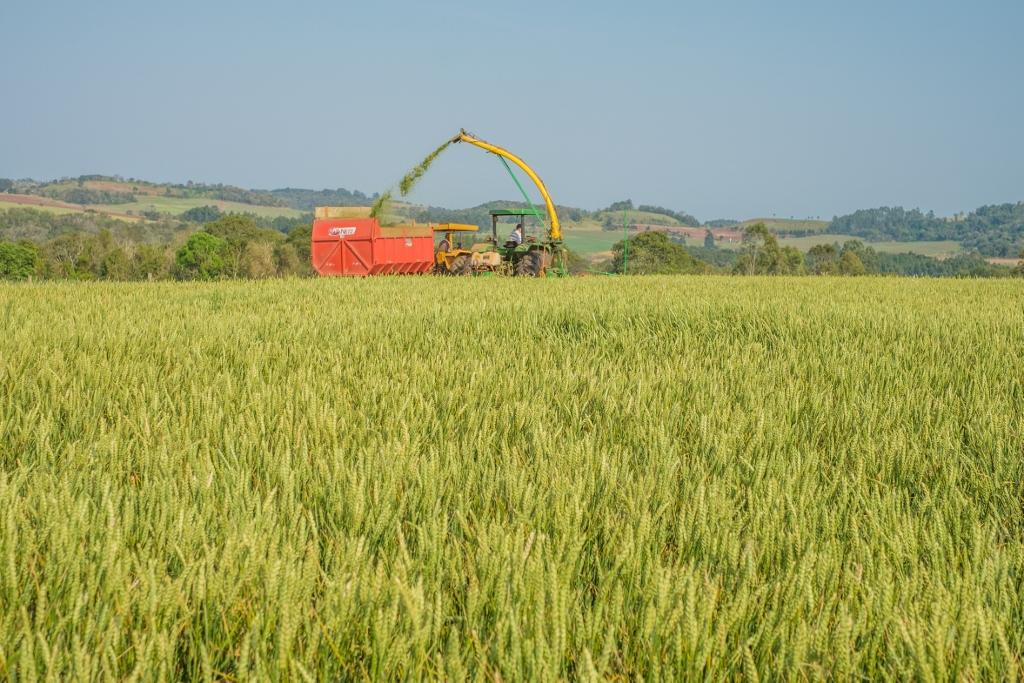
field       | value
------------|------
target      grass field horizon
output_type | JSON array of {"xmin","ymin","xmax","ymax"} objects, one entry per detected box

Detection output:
[{"xmin": 2, "ymin": 276, "xmax": 1021, "ymax": 679}]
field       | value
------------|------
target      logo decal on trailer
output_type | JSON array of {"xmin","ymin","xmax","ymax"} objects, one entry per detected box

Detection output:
[
  {"xmin": 405, "ymin": 238, "xmax": 413, "ymax": 247},
  {"xmin": 328, "ymin": 227, "xmax": 357, "ymax": 237}
]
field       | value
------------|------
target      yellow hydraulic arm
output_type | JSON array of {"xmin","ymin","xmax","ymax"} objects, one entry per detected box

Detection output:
[{"xmin": 449, "ymin": 129, "xmax": 561, "ymax": 241}]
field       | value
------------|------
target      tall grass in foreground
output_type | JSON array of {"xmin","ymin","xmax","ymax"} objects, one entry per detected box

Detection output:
[{"xmin": 0, "ymin": 276, "xmax": 1022, "ymax": 679}]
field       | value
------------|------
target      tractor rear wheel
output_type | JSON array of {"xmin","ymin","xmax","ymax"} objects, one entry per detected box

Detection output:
[
  {"xmin": 450, "ymin": 254, "xmax": 473, "ymax": 276},
  {"xmin": 515, "ymin": 250, "xmax": 544, "ymax": 277}
]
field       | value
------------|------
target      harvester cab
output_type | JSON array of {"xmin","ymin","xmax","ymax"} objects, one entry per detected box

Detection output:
[
  {"xmin": 433, "ymin": 223, "xmax": 501, "ymax": 275},
  {"xmin": 491, "ymin": 209, "xmax": 560, "ymax": 277}
]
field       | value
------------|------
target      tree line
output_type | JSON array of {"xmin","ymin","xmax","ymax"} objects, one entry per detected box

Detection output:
[
  {"xmin": 603, "ymin": 224, "xmax": 1021, "ymax": 278},
  {"xmin": 268, "ymin": 187, "xmax": 373, "ymax": 211},
  {"xmin": 6, "ymin": 176, "xmax": 1020, "ymax": 257},
  {"xmin": 0, "ymin": 214, "xmax": 312, "ymax": 281},
  {"xmin": 40, "ymin": 187, "xmax": 136, "ymax": 205},
  {"xmin": 827, "ymin": 203, "xmax": 1024, "ymax": 257},
  {"xmin": 3, "ymin": 218, "xmax": 1020, "ymax": 281}
]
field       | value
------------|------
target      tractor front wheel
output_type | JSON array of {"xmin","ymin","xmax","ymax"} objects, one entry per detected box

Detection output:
[{"xmin": 515, "ymin": 250, "xmax": 545, "ymax": 277}]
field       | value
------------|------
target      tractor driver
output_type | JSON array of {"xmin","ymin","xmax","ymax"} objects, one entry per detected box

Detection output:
[{"xmin": 505, "ymin": 223, "xmax": 523, "ymax": 249}]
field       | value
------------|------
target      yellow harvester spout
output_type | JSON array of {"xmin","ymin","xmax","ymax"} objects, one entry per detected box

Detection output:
[{"xmin": 451, "ymin": 130, "xmax": 562, "ymax": 241}]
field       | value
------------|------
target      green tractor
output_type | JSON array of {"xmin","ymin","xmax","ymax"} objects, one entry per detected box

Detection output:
[{"xmin": 489, "ymin": 209, "xmax": 566, "ymax": 277}]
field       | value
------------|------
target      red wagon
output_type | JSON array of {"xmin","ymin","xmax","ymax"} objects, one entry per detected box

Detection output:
[{"xmin": 311, "ymin": 211, "xmax": 434, "ymax": 276}]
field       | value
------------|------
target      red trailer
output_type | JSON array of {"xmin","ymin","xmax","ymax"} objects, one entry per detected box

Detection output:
[{"xmin": 311, "ymin": 212, "xmax": 434, "ymax": 276}]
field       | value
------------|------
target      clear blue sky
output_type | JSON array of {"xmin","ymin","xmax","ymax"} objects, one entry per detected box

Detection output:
[{"xmin": 1, "ymin": 0, "xmax": 1021, "ymax": 220}]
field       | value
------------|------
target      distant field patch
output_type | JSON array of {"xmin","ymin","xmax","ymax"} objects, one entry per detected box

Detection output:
[
  {"xmin": 742, "ymin": 218, "xmax": 830, "ymax": 233},
  {"xmin": 562, "ymin": 229, "xmax": 627, "ymax": 255},
  {"xmin": 781, "ymin": 235, "xmax": 963, "ymax": 257},
  {"xmin": 0, "ymin": 193, "xmax": 84, "ymax": 213},
  {"xmin": 84, "ymin": 180, "xmax": 165, "ymax": 196},
  {"xmin": 710, "ymin": 232, "xmax": 963, "ymax": 258},
  {"xmin": 563, "ymin": 218, "xmax": 605, "ymax": 232},
  {"xmin": 0, "ymin": 198, "xmax": 80, "ymax": 216},
  {"xmin": 592, "ymin": 210, "xmax": 683, "ymax": 227},
  {"xmin": 94, "ymin": 196, "xmax": 304, "ymax": 219}
]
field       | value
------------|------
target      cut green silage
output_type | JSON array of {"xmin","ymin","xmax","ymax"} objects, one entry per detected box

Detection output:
[
  {"xmin": 398, "ymin": 140, "xmax": 452, "ymax": 196},
  {"xmin": 369, "ymin": 139, "xmax": 453, "ymax": 220},
  {"xmin": 369, "ymin": 190, "xmax": 392, "ymax": 220}
]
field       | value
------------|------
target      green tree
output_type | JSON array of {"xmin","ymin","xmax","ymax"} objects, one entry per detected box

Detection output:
[
  {"xmin": 0, "ymin": 241, "xmax": 41, "ymax": 279},
  {"xmin": 0, "ymin": 178, "xmax": 13, "ymax": 193},
  {"xmin": 806, "ymin": 244, "xmax": 840, "ymax": 274},
  {"xmin": 100, "ymin": 246, "xmax": 133, "ymax": 280},
  {"xmin": 733, "ymin": 222, "xmax": 788, "ymax": 275},
  {"xmin": 175, "ymin": 232, "xmax": 229, "ymax": 280},
  {"xmin": 274, "ymin": 243, "xmax": 303, "ymax": 276},
  {"xmin": 241, "ymin": 242, "xmax": 277, "ymax": 278},
  {"xmin": 839, "ymin": 240, "xmax": 878, "ymax": 274},
  {"xmin": 86, "ymin": 230, "xmax": 133, "ymax": 280},
  {"xmin": 203, "ymin": 214, "xmax": 282, "ymax": 277},
  {"xmin": 181, "ymin": 205, "xmax": 222, "ymax": 223},
  {"xmin": 611, "ymin": 231, "xmax": 706, "ymax": 274},
  {"xmin": 704, "ymin": 230, "xmax": 716, "ymax": 249},
  {"xmin": 134, "ymin": 244, "xmax": 171, "ymax": 280},
  {"xmin": 839, "ymin": 250, "xmax": 867, "ymax": 276},
  {"xmin": 1014, "ymin": 249, "xmax": 1024, "ymax": 277},
  {"xmin": 42, "ymin": 234, "xmax": 92, "ymax": 279},
  {"xmin": 781, "ymin": 246, "xmax": 805, "ymax": 274},
  {"xmin": 285, "ymin": 224, "xmax": 312, "ymax": 268}
]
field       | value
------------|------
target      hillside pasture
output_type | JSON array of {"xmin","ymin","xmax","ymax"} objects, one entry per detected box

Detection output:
[
  {"xmin": 83, "ymin": 179, "xmax": 168, "ymax": 196},
  {"xmin": 0, "ymin": 193, "xmax": 86, "ymax": 212},
  {"xmin": 0, "ymin": 193, "xmax": 144, "ymax": 221},
  {"xmin": 594, "ymin": 209, "xmax": 686, "ymax": 227},
  {"xmin": 562, "ymin": 228, "xmax": 628, "ymax": 256},
  {"xmin": 93, "ymin": 195, "xmax": 305, "ymax": 219},
  {"xmin": 0, "ymin": 197, "xmax": 81, "ymax": 216},
  {"xmin": 741, "ymin": 218, "xmax": 830, "ymax": 233}
]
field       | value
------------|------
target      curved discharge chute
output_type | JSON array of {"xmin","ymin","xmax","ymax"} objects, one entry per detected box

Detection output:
[{"xmin": 449, "ymin": 129, "xmax": 562, "ymax": 242}]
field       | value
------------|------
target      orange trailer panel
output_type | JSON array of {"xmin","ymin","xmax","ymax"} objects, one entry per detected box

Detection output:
[{"xmin": 311, "ymin": 215, "xmax": 434, "ymax": 276}]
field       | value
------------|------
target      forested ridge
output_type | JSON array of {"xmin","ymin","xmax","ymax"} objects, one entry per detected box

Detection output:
[{"xmin": 827, "ymin": 203, "xmax": 1024, "ymax": 256}]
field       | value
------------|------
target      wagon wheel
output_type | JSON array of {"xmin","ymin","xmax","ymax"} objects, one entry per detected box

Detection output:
[{"xmin": 515, "ymin": 250, "xmax": 544, "ymax": 277}]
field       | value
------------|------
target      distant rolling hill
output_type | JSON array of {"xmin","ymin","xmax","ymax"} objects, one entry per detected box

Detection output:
[{"xmin": 2, "ymin": 175, "xmax": 1019, "ymax": 260}]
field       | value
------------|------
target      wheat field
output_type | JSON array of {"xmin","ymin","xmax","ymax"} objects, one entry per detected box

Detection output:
[{"xmin": 1, "ymin": 276, "xmax": 1022, "ymax": 680}]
